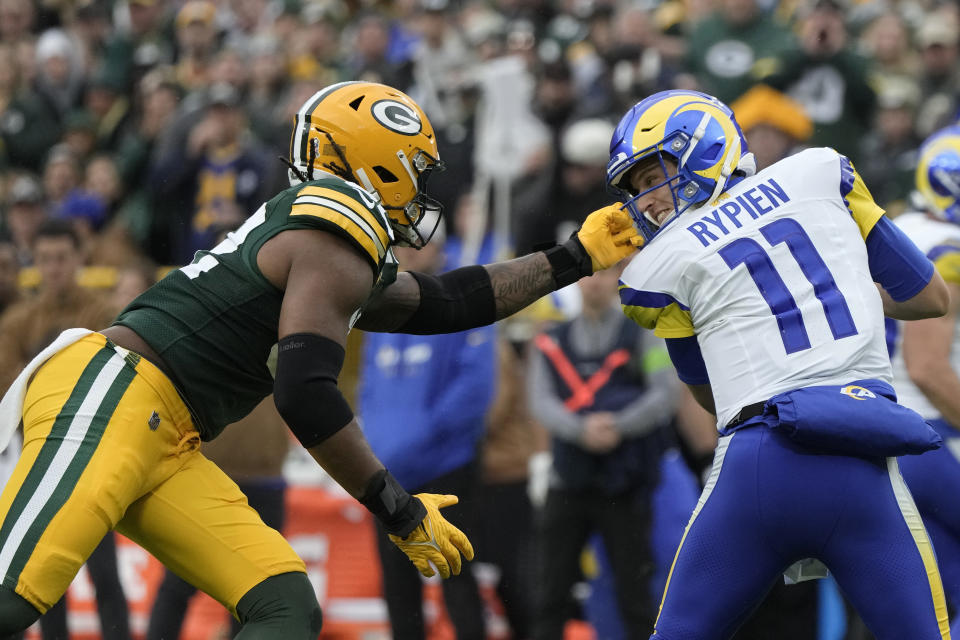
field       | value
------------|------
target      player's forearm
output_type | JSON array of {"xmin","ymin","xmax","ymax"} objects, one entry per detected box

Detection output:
[
  {"xmin": 306, "ymin": 420, "xmax": 386, "ymax": 499},
  {"xmin": 878, "ymin": 273, "xmax": 950, "ymax": 320},
  {"xmin": 486, "ymin": 251, "xmax": 558, "ymax": 321},
  {"xmin": 359, "ymin": 251, "xmax": 562, "ymax": 334},
  {"xmin": 912, "ymin": 368, "xmax": 960, "ymax": 427}
]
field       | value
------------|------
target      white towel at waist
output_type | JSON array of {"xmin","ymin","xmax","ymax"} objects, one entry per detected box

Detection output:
[{"xmin": 0, "ymin": 328, "xmax": 94, "ymax": 451}]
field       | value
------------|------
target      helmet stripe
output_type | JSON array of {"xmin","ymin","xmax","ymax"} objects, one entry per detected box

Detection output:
[{"xmin": 293, "ymin": 81, "xmax": 363, "ymax": 169}]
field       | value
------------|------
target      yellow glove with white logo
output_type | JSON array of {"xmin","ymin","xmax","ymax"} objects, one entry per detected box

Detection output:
[
  {"xmin": 577, "ymin": 204, "xmax": 644, "ymax": 271},
  {"xmin": 389, "ymin": 493, "xmax": 475, "ymax": 579}
]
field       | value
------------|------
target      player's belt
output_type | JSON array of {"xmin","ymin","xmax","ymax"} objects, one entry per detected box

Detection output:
[{"xmin": 725, "ymin": 401, "xmax": 766, "ymax": 430}]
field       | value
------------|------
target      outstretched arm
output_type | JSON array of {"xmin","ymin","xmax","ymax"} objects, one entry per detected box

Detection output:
[
  {"xmin": 357, "ymin": 204, "xmax": 641, "ymax": 333},
  {"xmin": 259, "ymin": 228, "xmax": 472, "ymax": 578}
]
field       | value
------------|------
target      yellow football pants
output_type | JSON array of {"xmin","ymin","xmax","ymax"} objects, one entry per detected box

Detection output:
[{"xmin": 0, "ymin": 333, "xmax": 304, "ymax": 614}]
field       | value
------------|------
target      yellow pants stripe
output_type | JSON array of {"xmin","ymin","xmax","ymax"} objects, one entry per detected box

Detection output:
[
  {"xmin": 887, "ymin": 457, "xmax": 952, "ymax": 638},
  {"xmin": 0, "ymin": 345, "xmax": 133, "ymax": 587},
  {"xmin": 654, "ymin": 433, "xmax": 733, "ymax": 630}
]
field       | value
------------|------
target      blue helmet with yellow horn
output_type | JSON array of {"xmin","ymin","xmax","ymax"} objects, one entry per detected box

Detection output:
[
  {"xmin": 915, "ymin": 125, "xmax": 960, "ymax": 224},
  {"xmin": 607, "ymin": 90, "xmax": 756, "ymax": 241}
]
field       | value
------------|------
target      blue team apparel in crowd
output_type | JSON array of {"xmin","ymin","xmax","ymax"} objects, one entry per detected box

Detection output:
[
  {"xmin": 722, "ymin": 378, "xmax": 942, "ymax": 457},
  {"xmin": 358, "ymin": 326, "xmax": 496, "ymax": 490}
]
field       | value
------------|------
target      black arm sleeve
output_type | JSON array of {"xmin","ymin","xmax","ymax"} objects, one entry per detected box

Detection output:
[
  {"xmin": 273, "ymin": 333, "xmax": 354, "ymax": 448},
  {"xmin": 393, "ymin": 265, "xmax": 496, "ymax": 335}
]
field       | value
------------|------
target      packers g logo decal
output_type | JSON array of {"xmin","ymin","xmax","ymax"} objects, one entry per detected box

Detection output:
[
  {"xmin": 840, "ymin": 385, "xmax": 876, "ymax": 400},
  {"xmin": 371, "ymin": 100, "xmax": 421, "ymax": 136}
]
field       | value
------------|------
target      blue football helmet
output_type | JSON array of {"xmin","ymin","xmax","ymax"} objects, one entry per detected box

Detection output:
[
  {"xmin": 915, "ymin": 125, "xmax": 960, "ymax": 224},
  {"xmin": 607, "ymin": 90, "xmax": 756, "ymax": 241}
]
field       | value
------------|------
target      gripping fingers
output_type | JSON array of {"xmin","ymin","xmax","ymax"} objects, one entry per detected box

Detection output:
[
  {"xmin": 439, "ymin": 536, "xmax": 462, "ymax": 576},
  {"xmin": 449, "ymin": 523, "xmax": 474, "ymax": 562},
  {"xmin": 605, "ymin": 207, "xmax": 633, "ymax": 232},
  {"xmin": 611, "ymin": 227, "xmax": 638, "ymax": 246},
  {"xmin": 413, "ymin": 555, "xmax": 436, "ymax": 578}
]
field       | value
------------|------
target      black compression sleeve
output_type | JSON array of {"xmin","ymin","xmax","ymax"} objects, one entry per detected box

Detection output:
[
  {"xmin": 273, "ymin": 333, "xmax": 353, "ymax": 448},
  {"xmin": 393, "ymin": 265, "xmax": 496, "ymax": 335}
]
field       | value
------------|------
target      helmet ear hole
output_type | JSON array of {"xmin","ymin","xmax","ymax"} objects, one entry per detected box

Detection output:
[
  {"xmin": 373, "ymin": 166, "xmax": 399, "ymax": 183},
  {"xmin": 349, "ymin": 96, "xmax": 364, "ymax": 111}
]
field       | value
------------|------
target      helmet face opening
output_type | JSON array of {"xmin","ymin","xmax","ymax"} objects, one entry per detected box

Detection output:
[
  {"xmin": 606, "ymin": 90, "xmax": 752, "ymax": 242},
  {"xmin": 613, "ymin": 148, "xmax": 688, "ymax": 240},
  {"xmin": 287, "ymin": 81, "xmax": 445, "ymax": 248},
  {"xmin": 385, "ymin": 150, "xmax": 446, "ymax": 249}
]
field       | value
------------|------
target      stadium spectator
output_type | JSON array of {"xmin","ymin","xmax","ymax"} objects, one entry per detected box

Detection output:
[
  {"xmin": 245, "ymin": 35, "xmax": 293, "ymax": 157},
  {"xmin": 98, "ymin": 0, "xmax": 174, "ymax": 95},
  {"xmin": 730, "ymin": 84, "xmax": 812, "ymax": 172},
  {"xmin": 41, "ymin": 144, "xmax": 81, "ymax": 214},
  {"xmin": 405, "ymin": 0, "xmax": 475, "ymax": 130},
  {"xmin": 764, "ymin": 0, "xmax": 876, "ymax": 166},
  {"xmin": 173, "ymin": 0, "xmax": 221, "ymax": 93},
  {"xmin": 682, "ymin": 0, "xmax": 797, "ymax": 105},
  {"xmin": 60, "ymin": 109, "xmax": 99, "ymax": 165},
  {"xmin": 857, "ymin": 78, "xmax": 922, "ymax": 215},
  {"xmin": 147, "ymin": 81, "xmax": 274, "ymax": 263},
  {"xmin": 3, "ymin": 173, "xmax": 48, "ymax": 266},
  {"xmin": 527, "ymin": 259, "xmax": 678, "ymax": 639},
  {"xmin": 0, "ymin": 43, "xmax": 62, "ymax": 172},
  {"xmin": 914, "ymin": 11, "xmax": 960, "ymax": 139},
  {"xmin": 859, "ymin": 9, "xmax": 920, "ymax": 107},
  {"xmin": 33, "ymin": 29, "xmax": 87, "ymax": 122},
  {"xmin": 357, "ymin": 215, "xmax": 495, "ymax": 640},
  {"xmin": 0, "ymin": 241, "xmax": 20, "ymax": 315},
  {"xmin": 516, "ymin": 117, "xmax": 617, "ymax": 255},
  {"xmin": 82, "ymin": 66, "xmax": 134, "ymax": 154},
  {"xmin": 0, "ymin": 0, "xmax": 35, "ymax": 43}
]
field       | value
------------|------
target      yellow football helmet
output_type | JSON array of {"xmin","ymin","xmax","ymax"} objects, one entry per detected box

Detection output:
[{"xmin": 287, "ymin": 81, "xmax": 444, "ymax": 247}]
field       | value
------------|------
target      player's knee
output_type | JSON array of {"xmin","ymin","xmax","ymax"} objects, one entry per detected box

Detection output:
[
  {"xmin": 0, "ymin": 585, "xmax": 42, "ymax": 635},
  {"xmin": 236, "ymin": 571, "xmax": 322, "ymax": 639}
]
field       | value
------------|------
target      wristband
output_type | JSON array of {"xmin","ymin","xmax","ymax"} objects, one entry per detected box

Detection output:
[
  {"xmin": 359, "ymin": 469, "xmax": 426, "ymax": 538},
  {"xmin": 543, "ymin": 235, "xmax": 593, "ymax": 289}
]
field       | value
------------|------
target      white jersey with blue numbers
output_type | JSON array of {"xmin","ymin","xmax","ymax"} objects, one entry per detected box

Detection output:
[
  {"xmin": 619, "ymin": 147, "xmax": 892, "ymax": 429},
  {"xmin": 889, "ymin": 212, "xmax": 960, "ymax": 419}
]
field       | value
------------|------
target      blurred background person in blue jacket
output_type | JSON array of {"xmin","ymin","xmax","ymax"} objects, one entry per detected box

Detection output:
[{"xmin": 357, "ymin": 211, "xmax": 497, "ymax": 640}]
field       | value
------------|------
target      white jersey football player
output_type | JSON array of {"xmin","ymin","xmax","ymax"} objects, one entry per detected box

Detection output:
[
  {"xmin": 609, "ymin": 90, "xmax": 951, "ymax": 639},
  {"xmin": 890, "ymin": 125, "xmax": 960, "ymax": 637}
]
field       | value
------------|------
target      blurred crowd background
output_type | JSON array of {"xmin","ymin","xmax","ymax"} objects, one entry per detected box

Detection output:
[
  {"xmin": 1, "ymin": 0, "xmax": 958, "ymax": 281},
  {"xmin": 2, "ymin": 0, "xmax": 960, "ymax": 638}
]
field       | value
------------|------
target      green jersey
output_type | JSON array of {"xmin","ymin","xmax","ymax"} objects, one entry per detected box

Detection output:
[{"xmin": 115, "ymin": 176, "xmax": 396, "ymax": 440}]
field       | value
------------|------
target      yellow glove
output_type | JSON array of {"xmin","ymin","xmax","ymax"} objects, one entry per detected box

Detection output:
[
  {"xmin": 577, "ymin": 204, "xmax": 644, "ymax": 272},
  {"xmin": 388, "ymin": 493, "xmax": 475, "ymax": 579}
]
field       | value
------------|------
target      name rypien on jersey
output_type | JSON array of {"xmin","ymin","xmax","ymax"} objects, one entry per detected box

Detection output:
[{"xmin": 620, "ymin": 147, "xmax": 893, "ymax": 429}]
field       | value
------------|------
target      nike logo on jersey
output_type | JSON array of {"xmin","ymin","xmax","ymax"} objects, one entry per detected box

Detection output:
[{"xmin": 686, "ymin": 178, "xmax": 791, "ymax": 247}]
